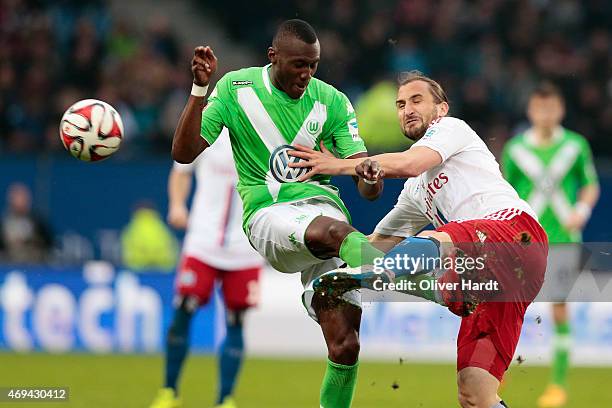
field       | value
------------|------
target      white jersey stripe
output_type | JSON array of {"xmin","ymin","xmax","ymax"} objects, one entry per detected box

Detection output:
[
  {"xmin": 452, "ymin": 208, "xmax": 525, "ymax": 223},
  {"xmin": 237, "ymin": 72, "xmax": 325, "ymax": 151},
  {"xmin": 262, "ymin": 64, "xmax": 272, "ymax": 94},
  {"xmin": 483, "ymin": 208, "xmax": 523, "ymax": 221},
  {"xmin": 237, "ymin": 87, "xmax": 287, "ymax": 151},
  {"xmin": 509, "ymin": 139, "xmax": 579, "ymax": 223},
  {"xmin": 292, "ymin": 101, "xmax": 327, "ymax": 148}
]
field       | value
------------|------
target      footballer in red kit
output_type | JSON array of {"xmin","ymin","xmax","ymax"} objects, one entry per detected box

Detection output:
[{"xmin": 290, "ymin": 71, "xmax": 548, "ymax": 408}]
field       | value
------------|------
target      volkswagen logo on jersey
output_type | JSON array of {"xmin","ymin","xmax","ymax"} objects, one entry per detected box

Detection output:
[{"xmin": 269, "ymin": 144, "xmax": 308, "ymax": 183}]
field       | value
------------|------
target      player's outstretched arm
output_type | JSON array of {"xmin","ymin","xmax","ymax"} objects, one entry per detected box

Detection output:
[
  {"xmin": 365, "ymin": 147, "xmax": 442, "ymax": 179},
  {"xmin": 289, "ymin": 143, "xmax": 383, "ymax": 199},
  {"xmin": 172, "ymin": 46, "xmax": 217, "ymax": 163},
  {"xmin": 289, "ymin": 144, "xmax": 441, "ymax": 181}
]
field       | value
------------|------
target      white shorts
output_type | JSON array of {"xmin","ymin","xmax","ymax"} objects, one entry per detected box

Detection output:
[{"xmin": 248, "ymin": 198, "xmax": 361, "ymax": 320}]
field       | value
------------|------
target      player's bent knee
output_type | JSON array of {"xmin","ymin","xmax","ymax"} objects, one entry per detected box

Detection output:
[
  {"xmin": 327, "ymin": 220, "xmax": 354, "ymax": 243},
  {"xmin": 305, "ymin": 217, "xmax": 354, "ymax": 250},
  {"xmin": 328, "ymin": 334, "xmax": 360, "ymax": 365}
]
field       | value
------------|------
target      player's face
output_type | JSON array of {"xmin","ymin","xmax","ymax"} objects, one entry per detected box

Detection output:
[
  {"xmin": 269, "ymin": 38, "xmax": 320, "ymax": 99},
  {"xmin": 396, "ymin": 80, "xmax": 447, "ymax": 141},
  {"xmin": 527, "ymin": 96, "xmax": 565, "ymax": 129}
]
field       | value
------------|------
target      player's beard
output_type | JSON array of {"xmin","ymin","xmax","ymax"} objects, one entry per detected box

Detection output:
[{"xmin": 402, "ymin": 107, "xmax": 439, "ymax": 141}]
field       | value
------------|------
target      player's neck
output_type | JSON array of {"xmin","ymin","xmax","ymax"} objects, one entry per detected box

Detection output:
[
  {"xmin": 532, "ymin": 126, "xmax": 556, "ymax": 146},
  {"xmin": 269, "ymin": 66, "xmax": 285, "ymax": 94}
]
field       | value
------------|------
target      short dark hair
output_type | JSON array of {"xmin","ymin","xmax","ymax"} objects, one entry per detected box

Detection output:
[
  {"xmin": 272, "ymin": 19, "xmax": 318, "ymax": 47},
  {"xmin": 530, "ymin": 81, "xmax": 564, "ymax": 102},
  {"xmin": 398, "ymin": 70, "xmax": 449, "ymax": 105}
]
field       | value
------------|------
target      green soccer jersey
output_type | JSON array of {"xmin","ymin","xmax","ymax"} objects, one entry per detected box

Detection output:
[
  {"xmin": 502, "ymin": 127, "xmax": 598, "ymax": 243},
  {"xmin": 200, "ymin": 65, "xmax": 367, "ymax": 232}
]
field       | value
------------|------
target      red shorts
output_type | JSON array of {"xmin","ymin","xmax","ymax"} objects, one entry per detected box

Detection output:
[
  {"xmin": 175, "ymin": 256, "xmax": 261, "ymax": 310},
  {"xmin": 436, "ymin": 209, "xmax": 548, "ymax": 381}
]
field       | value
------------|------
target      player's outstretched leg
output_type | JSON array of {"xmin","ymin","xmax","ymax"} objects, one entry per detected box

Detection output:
[
  {"xmin": 313, "ymin": 231, "xmax": 479, "ymax": 316},
  {"xmin": 313, "ymin": 293, "xmax": 361, "ymax": 408},
  {"xmin": 215, "ymin": 310, "xmax": 246, "ymax": 408},
  {"xmin": 150, "ymin": 297, "xmax": 197, "ymax": 408},
  {"xmin": 537, "ymin": 303, "xmax": 570, "ymax": 408},
  {"xmin": 313, "ymin": 235, "xmax": 440, "ymax": 297}
]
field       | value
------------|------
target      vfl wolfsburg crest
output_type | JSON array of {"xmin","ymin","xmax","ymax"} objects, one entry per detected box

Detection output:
[
  {"xmin": 306, "ymin": 119, "xmax": 320, "ymax": 135},
  {"xmin": 269, "ymin": 144, "xmax": 308, "ymax": 183}
]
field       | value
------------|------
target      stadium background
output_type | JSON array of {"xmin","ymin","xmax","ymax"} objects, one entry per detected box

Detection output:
[{"xmin": 0, "ymin": 0, "xmax": 611, "ymax": 406}]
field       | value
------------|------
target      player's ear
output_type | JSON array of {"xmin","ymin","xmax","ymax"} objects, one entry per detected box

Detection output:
[
  {"xmin": 268, "ymin": 47, "xmax": 277, "ymax": 63},
  {"xmin": 437, "ymin": 102, "xmax": 449, "ymax": 117}
]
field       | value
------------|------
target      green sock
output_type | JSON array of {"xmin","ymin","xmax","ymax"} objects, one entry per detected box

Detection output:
[
  {"xmin": 320, "ymin": 359, "xmax": 359, "ymax": 408},
  {"xmin": 551, "ymin": 322, "xmax": 571, "ymax": 387},
  {"xmin": 339, "ymin": 231, "xmax": 384, "ymax": 267},
  {"xmin": 396, "ymin": 274, "xmax": 441, "ymax": 303}
]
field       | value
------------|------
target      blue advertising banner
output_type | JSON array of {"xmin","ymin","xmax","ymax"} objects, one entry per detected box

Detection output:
[{"xmin": 0, "ymin": 264, "xmax": 216, "ymax": 353}]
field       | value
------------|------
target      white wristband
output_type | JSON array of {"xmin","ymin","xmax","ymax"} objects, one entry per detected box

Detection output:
[
  {"xmin": 191, "ymin": 83, "xmax": 209, "ymax": 97},
  {"xmin": 362, "ymin": 178, "xmax": 378, "ymax": 185},
  {"xmin": 575, "ymin": 201, "xmax": 592, "ymax": 219}
]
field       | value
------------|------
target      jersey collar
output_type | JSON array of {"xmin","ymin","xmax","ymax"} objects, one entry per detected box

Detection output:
[
  {"xmin": 263, "ymin": 64, "xmax": 307, "ymax": 101},
  {"xmin": 524, "ymin": 126, "xmax": 564, "ymax": 147},
  {"xmin": 262, "ymin": 64, "xmax": 273, "ymax": 94}
]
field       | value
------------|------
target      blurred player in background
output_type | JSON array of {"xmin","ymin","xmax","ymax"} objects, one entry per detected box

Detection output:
[
  {"xmin": 150, "ymin": 130, "xmax": 263, "ymax": 408},
  {"xmin": 172, "ymin": 19, "xmax": 385, "ymax": 408},
  {"xmin": 502, "ymin": 83, "xmax": 600, "ymax": 408},
  {"xmin": 291, "ymin": 71, "xmax": 549, "ymax": 408}
]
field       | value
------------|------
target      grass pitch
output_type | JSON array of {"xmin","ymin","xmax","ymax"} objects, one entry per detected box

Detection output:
[{"xmin": 0, "ymin": 353, "xmax": 609, "ymax": 407}]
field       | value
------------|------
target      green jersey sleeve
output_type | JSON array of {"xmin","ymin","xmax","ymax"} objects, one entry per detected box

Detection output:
[
  {"xmin": 330, "ymin": 92, "xmax": 367, "ymax": 158},
  {"xmin": 576, "ymin": 137, "xmax": 599, "ymax": 187},
  {"xmin": 200, "ymin": 75, "xmax": 231, "ymax": 145}
]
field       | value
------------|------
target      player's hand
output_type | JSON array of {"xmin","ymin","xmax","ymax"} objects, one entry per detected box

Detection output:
[
  {"xmin": 355, "ymin": 158, "xmax": 384, "ymax": 182},
  {"xmin": 288, "ymin": 142, "xmax": 341, "ymax": 181},
  {"xmin": 167, "ymin": 204, "xmax": 189, "ymax": 230},
  {"xmin": 565, "ymin": 209, "xmax": 587, "ymax": 232},
  {"xmin": 191, "ymin": 46, "xmax": 217, "ymax": 86}
]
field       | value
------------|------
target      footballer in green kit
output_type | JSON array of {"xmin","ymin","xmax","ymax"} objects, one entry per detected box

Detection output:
[
  {"xmin": 502, "ymin": 83, "xmax": 600, "ymax": 408},
  {"xmin": 171, "ymin": 19, "xmax": 386, "ymax": 408}
]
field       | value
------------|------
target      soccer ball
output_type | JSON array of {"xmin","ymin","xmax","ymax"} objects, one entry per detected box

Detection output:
[{"xmin": 59, "ymin": 99, "xmax": 124, "ymax": 162}]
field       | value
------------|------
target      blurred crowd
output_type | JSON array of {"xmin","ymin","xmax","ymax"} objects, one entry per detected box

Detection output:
[
  {"xmin": 0, "ymin": 0, "xmax": 193, "ymax": 156},
  {"xmin": 1, "ymin": 0, "xmax": 611, "ymax": 266},
  {"xmin": 1, "ymin": 0, "xmax": 611, "ymax": 157},
  {"xmin": 211, "ymin": 0, "xmax": 612, "ymax": 155}
]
